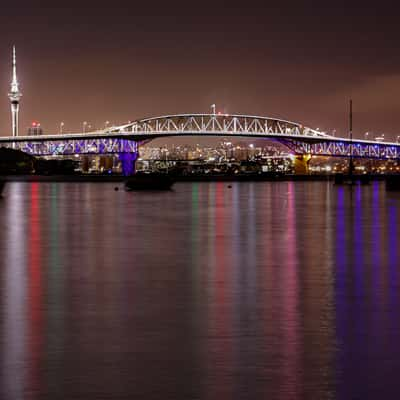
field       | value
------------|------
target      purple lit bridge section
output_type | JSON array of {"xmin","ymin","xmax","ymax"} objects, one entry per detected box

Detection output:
[
  {"xmin": 0, "ymin": 136, "xmax": 139, "ymax": 175},
  {"xmin": 1, "ymin": 114, "xmax": 400, "ymax": 175},
  {"xmin": 282, "ymin": 139, "xmax": 400, "ymax": 159}
]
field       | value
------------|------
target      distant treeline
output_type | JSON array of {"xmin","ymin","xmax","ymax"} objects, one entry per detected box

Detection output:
[{"xmin": 0, "ymin": 147, "xmax": 78, "ymax": 175}]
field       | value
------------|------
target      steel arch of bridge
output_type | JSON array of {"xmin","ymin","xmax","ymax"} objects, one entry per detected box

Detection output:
[
  {"xmin": 101, "ymin": 114, "xmax": 400, "ymax": 159},
  {"xmin": 110, "ymin": 113, "xmax": 328, "ymax": 139},
  {"xmin": 1, "ymin": 113, "xmax": 400, "ymax": 159}
]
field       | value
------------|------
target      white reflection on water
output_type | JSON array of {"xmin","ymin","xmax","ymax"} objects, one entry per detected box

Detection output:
[{"xmin": 2, "ymin": 184, "xmax": 27, "ymax": 400}]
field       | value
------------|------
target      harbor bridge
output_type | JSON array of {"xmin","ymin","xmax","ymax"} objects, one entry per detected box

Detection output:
[{"xmin": 1, "ymin": 113, "xmax": 399, "ymax": 175}]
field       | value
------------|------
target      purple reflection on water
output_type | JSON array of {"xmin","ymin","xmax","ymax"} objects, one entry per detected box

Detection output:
[{"xmin": 388, "ymin": 201, "xmax": 398, "ymax": 288}]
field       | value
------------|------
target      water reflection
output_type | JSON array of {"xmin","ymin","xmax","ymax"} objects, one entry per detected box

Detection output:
[
  {"xmin": 280, "ymin": 182, "xmax": 300, "ymax": 399},
  {"xmin": 27, "ymin": 183, "xmax": 43, "ymax": 399},
  {"xmin": 1, "ymin": 184, "xmax": 28, "ymax": 400},
  {"xmin": 334, "ymin": 184, "xmax": 400, "ymax": 399},
  {"xmin": 205, "ymin": 182, "xmax": 234, "ymax": 399},
  {"xmin": 1, "ymin": 182, "xmax": 400, "ymax": 399}
]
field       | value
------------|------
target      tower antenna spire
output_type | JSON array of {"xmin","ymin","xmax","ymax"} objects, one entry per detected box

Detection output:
[{"xmin": 9, "ymin": 45, "xmax": 22, "ymax": 138}]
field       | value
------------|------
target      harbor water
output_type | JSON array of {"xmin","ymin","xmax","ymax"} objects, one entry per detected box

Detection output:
[{"xmin": 0, "ymin": 181, "xmax": 399, "ymax": 399}]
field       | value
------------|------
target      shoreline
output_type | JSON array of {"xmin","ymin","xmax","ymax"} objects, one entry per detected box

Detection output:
[{"xmin": 0, "ymin": 173, "xmax": 389, "ymax": 183}]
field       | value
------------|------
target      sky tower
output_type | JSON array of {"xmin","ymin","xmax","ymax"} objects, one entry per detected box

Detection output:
[{"xmin": 8, "ymin": 46, "xmax": 22, "ymax": 138}]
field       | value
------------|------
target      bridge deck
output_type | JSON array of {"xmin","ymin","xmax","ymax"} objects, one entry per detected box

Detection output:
[{"xmin": 0, "ymin": 113, "xmax": 399, "ymax": 159}]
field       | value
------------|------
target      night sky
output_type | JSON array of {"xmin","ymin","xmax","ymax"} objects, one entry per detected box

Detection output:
[{"xmin": 0, "ymin": 1, "xmax": 399, "ymax": 140}]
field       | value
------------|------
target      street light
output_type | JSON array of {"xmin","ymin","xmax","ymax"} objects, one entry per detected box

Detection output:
[
  {"xmin": 211, "ymin": 104, "xmax": 216, "ymax": 115},
  {"xmin": 364, "ymin": 132, "xmax": 369, "ymax": 140},
  {"xmin": 83, "ymin": 121, "xmax": 87, "ymax": 133},
  {"xmin": 105, "ymin": 121, "xmax": 110, "ymax": 129},
  {"xmin": 397, "ymin": 136, "xmax": 400, "ymax": 143},
  {"xmin": 59, "ymin": 122, "xmax": 64, "ymax": 134}
]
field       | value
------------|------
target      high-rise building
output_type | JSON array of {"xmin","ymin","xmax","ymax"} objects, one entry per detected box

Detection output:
[
  {"xmin": 27, "ymin": 122, "xmax": 43, "ymax": 136},
  {"xmin": 8, "ymin": 46, "xmax": 22, "ymax": 138}
]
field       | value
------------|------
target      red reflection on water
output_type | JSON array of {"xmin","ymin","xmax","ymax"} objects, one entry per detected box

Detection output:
[{"xmin": 28, "ymin": 183, "xmax": 43, "ymax": 398}]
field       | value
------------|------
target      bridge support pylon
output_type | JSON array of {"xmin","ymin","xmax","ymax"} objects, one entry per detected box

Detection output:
[
  {"xmin": 294, "ymin": 154, "xmax": 311, "ymax": 174},
  {"xmin": 119, "ymin": 152, "xmax": 138, "ymax": 176}
]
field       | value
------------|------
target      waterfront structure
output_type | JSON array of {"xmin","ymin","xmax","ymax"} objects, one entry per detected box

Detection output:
[
  {"xmin": 8, "ymin": 46, "xmax": 22, "ymax": 138},
  {"xmin": 1, "ymin": 113, "xmax": 400, "ymax": 175}
]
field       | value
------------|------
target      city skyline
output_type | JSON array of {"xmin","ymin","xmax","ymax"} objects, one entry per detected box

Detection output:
[{"xmin": 1, "ymin": 2, "xmax": 400, "ymax": 139}]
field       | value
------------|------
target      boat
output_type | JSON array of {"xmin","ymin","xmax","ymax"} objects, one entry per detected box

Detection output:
[
  {"xmin": 359, "ymin": 174, "xmax": 371, "ymax": 185},
  {"xmin": 334, "ymin": 173, "xmax": 345, "ymax": 184},
  {"xmin": 334, "ymin": 173, "xmax": 371, "ymax": 185},
  {"xmin": 386, "ymin": 175, "xmax": 400, "ymax": 191},
  {"xmin": 0, "ymin": 180, "xmax": 5, "ymax": 196},
  {"xmin": 125, "ymin": 173, "xmax": 175, "ymax": 191}
]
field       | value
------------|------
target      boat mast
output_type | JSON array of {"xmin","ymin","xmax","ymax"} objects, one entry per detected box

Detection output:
[{"xmin": 349, "ymin": 99, "xmax": 353, "ymax": 179}]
